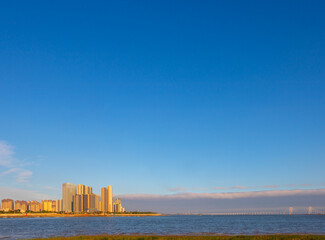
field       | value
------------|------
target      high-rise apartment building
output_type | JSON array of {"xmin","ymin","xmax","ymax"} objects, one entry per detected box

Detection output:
[
  {"xmin": 78, "ymin": 184, "xmax": 85, "ymax": 195},
  {"xmin": 78, "ymin": 184, "xmax": 93, "ymax": 195},
  {"xmin": 41, "ymin": 200, "xmax": 56, "ymax": 211},
  {"xmin": 55, "ymin": 199, "xmax": 63, "ymax": 212},
  {"xmin": 94, "ymin": 194, "xmax": 100, "ymax": 211},
  {"xmin": 87, "ymin": 194, "xmax": 95, "ymax": 211},
  {"xmin": 52, "ymin": 200, "xmax": 56, "ymax": 211},
  {"xmin": 74, "ymin": 194, "xmax": 83, "ymax": 212},
  {"xmin": 62, "ymin": 183, "xmax": 76, "ymax": 212},
  {"xmin": 1, "ymin": 199, "xmax": 14, "ymax": 211},
  {"xmin": 85, "ymin": 186, "xmax": 92, "ymax": 194},
  {"xmin": 101, "ymin": 186, "xmax": 113, "ymax": 212},
  {"xmin": 27, "ymin": 201, "xmax": 41, "ymax": 212},
  {"xmin": 108, "ymin": 185, "xmax": 113, "ymax": 212},
  {"xmin": 14, "ymin": 200, "xmax": 27, "ymax": 212},
  {"xmin": 101, "ymin": 187, "xmax": 108, "ymax": 212},
  {"xmin": 113, "ymin": 198, "xmax": 125, "ymax": 213}
]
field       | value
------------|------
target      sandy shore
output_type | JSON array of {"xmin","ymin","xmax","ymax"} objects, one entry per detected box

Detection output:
[{"xmin": 0, "ymin": 213, "xmax": 162, "ymax": 218}]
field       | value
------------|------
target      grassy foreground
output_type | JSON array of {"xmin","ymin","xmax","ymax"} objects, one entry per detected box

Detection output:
[{"xmin": 32, "ymin": 235, "xmax": 325, "ymax": 240}]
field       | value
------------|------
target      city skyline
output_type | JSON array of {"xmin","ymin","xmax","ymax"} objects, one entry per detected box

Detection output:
[{"xmin": 0, "ymin": 182, "xmax": 125, "ymax": 213}]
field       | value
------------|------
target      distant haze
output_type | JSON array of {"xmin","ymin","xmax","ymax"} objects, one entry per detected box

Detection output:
[{"xmin": 120, "ymin": 189, "xmax": 325, "ymax": 214}]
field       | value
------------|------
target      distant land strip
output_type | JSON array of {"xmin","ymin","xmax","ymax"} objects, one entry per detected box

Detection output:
[
  {"xmin": 31, "ymin": 235, "xmax": 325, "ymax": 240},
  {"xmin": 0, "ymin": 213, "xmax": 162, "ymax": 218}
]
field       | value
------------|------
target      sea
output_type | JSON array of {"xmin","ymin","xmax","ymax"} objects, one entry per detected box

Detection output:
[{"xmin": 0, "ymin": 215, "xmax": 325, "ymax": 239}]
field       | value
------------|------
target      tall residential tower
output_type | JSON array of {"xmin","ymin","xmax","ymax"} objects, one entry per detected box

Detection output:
[
  {"xmin": 62, "ymin": 183, "xmax": 76, "ymax": 212},
  {"xmin": 101, "ymin": 187, "xmax": 108, "ymax": 212},
  {"xmin": 101, "ymin": 185, "xmax": 113, "ymax": 212},
  {"xmin": 108, "ymin": 185, "xmax": 113, "ymax": 212}
]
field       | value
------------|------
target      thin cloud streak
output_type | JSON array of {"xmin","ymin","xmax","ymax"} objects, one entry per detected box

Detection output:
[
  {"xmin": 213, "ymin": 184, "xmax": 315, "ymax": 190},
  {"xmin": 119, "ymin": 188, "xmax": 325, "ymax": 200},
  {"xmin": 0, "ymin": 141, "xmax": 33, "ymax": 183},
  {"xmin": 0, "ymin": 168, "xmax": 33, "ymax": 183},
  {"xmin": 168, "ymin": 184, "xmax": 318, "ymax": 193},
  {"xmin": 0, "ymin": 141, "xmax": 16, "ymax": 167}
]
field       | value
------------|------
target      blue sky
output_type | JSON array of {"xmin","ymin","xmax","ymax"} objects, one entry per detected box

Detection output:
[{"xmin": 0, "ymin": 0, "xmax": 325, "ymax": 212}]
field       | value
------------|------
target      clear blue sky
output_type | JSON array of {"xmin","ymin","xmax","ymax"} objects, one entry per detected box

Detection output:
[{"xmin": 0, "ymin": 0, "xmax": 325, "ymax": 207}]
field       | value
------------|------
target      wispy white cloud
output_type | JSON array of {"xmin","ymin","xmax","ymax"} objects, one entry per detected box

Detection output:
[
  {"xmin": 213, "ymin": 185, "xmax": 248, "ymax": 190},
  {"xmin": 0, "ymin": 141, "xmax": 33, "ymax": 183},
  {"xmin": 0, "ymin": 141, "xmax": 16, "ymax": 167},
  {"xmin": 168, "ymin": 187, "xmax": 189, "ymax": 192},
  {"xmin": 168, "ymin": 187, "xmax": 211, "ymax": 192},
  {"xmin": 0, "ymin": 167, "xmax": 33, "ymax": 183},
  {"xmin": 119, "ymin": 188, "xmax": 325, "ymax": 200},
  {"xmin": 168, "ymin": 183, "xmax": 319, "ymax": 193},
  {"xmin": 212, "ymin": 184, "xmax": 316, "ymax": 190}
]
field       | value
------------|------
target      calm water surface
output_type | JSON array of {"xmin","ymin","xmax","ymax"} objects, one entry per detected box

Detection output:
[{"xmin": 0, "ymin": 215, "xmax": 325, "ymax": 239}]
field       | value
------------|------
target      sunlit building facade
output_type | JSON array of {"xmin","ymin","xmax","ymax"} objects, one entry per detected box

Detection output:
[
  {"xmin": 1, "ymin": 199, "xmax": 14, "ymax": 211},
  {"xmin": 74, "ymin": 194, "xmax": 83, "ymax": 212},
  {"xmin": 101, "ymin": 187, "xmax": 108, "ymax": 212},
  {"xmin": 113, "ymin": 198, "xmax": 125, "ymax": 213},
  {"xmin": 78, "ymin": 184, "xmax": 93, "ymax": 195},
  {"xmin": 27, "ymin": 201, "xmax": 41, "ymax": 212},
  {"xmin": 55, "ymin": 199, "xmax": 63, "ymax": 212},
  {"xmin": 14, "ymin": 200, "xmax": 27, "ymax": 212},
  {"xmin": 108, "ymin": 185, "xmax": 113, "ymax": 212},
  {"xmin": 62, "ymin": 183, "xmax": 76, "ymax": 212},
  {"xmin": 41, "ymin": 200, "xmax": 56, "ymax": 211}
]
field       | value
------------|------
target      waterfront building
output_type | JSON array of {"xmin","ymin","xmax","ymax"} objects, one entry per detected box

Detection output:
[
  {"xmin": 108, "ymin": 185, "xmax": 113, "ymax": 212},
  {"xmin": 85, "ymin": 186, "xmax": 92, "ymax": 194},
  {"xmin": 14, "ymin": 200, "xmax": 27, "ymax": 212},
  {"xmin": 1, "ymin": 199, "xmax": 14, "ymax": 211},
  {"xmin": 41, "ymin": 200, "xmax": 56, "ymax": 211},
  {"xmin": 78, "ymin": 184, "xmax": 93, "ymax": 195},
  {"xmin": 62, "ymin": 183, "xmax": 76, "ymax": 212},
  {"xmin": 95, "ymin": 194, "xmax": 100, "ymax": 211},
  {"xmin": 78, "ymin": 184, "xmax": 85, "ymax": 195},
  {"xmin": 101, "ymin": 187, "xmax": 108, "ymax": 212},
  {"xmin": 52, "ymin": 200, "xmax": 56, "ymax": 211},
  {"xmin": 87, "ymin": 194, "xmax": 96, "ymax": 211},
  {"xmin": 113, "ymin": 198, "xmax": 125, "ymax": 213},
  {"xmin": 74, "ymin": 194, "xmax": 83, "ymax": 212},
  {"xmin": 82, "ymin": 194, "xmax": 88, "ymax": 211},
  {"xmin": 55, "ymin": 199, "xmax": 63, "ymax": 212},
  {"xmin": 101, "ymin": 186, "xmax": 113, "ymax": 212},
  {"xmin": 28, "ymin": 201, "xmax": 41, "ymax": 212}
]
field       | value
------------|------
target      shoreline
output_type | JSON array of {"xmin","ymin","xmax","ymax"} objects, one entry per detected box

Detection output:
[
  {"xmin": 0, "ymin": 213, "xmax": 162, "ymax": 218},
  {"xmin": 29, "ymin": 235, "xmax": 325, "ymax": 240}
]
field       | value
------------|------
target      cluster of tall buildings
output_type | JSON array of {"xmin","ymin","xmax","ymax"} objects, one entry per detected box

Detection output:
[{"xmin": 0, "ymin": 183, "xmax": 125, "ymax": 213}]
